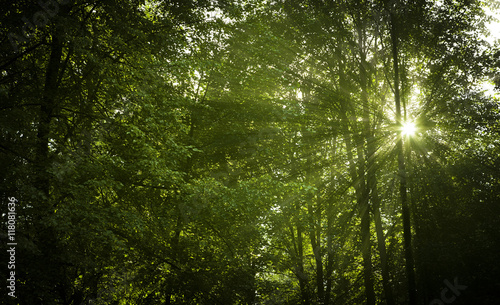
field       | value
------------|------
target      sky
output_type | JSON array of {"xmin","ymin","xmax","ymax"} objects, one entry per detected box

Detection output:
[
  {"xmin": 484, "ymin": 2, "xmax": 500, "ymax": 44},
  {"xmin": 482, "ymin": 4, "xmax": 500, "ymax": 97}
]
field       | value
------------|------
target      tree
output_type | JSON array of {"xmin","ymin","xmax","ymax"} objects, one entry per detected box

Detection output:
[{"xmin": 2, "ymin": 0, "xmax": 500, "ymax": 304}]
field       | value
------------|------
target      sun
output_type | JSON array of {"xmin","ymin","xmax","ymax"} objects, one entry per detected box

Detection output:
[{"xmin": 401, "ymin": 121, "xmax": 416, "ymax": 136}]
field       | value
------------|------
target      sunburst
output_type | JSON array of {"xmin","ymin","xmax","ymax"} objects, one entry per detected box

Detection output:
[{"xmin": 401, "ymin": 121, "xmax": 416, "ymax": 136}]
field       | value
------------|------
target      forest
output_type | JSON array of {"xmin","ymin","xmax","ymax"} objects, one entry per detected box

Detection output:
[{"xmin": 1, "ymin": 0, "xmax": 500, "ymax": 304}]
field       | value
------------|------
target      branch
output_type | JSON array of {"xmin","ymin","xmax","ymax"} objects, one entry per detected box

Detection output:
[{"xmin": 0, "ymin": 143, "xmax": 33, "ymax": 163}]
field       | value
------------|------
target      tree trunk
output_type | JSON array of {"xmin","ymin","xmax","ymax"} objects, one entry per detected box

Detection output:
[
  {"xmin": 390, "ymin": 9, "xmax": 417, "ymax": 305},
  {"xmin": 307, "ymin": 202, "xmax": 325, "ymax": 303},
  {"xmin": 36, "ymin": 30, "xmax": 63, "ymax": 202},
  {"xmin": 338, "ymin": 30, "xmax": 375, "ymax": 302},
  {"xmin": 325, "ymin": 136, "xmax": 337, "ymax": 305},
  {"xmin": 370, "ymin": 165, "xmax": 396, "ymax": 305},
  {"xmin": 303, "ymin": 119, "xmax": 325, "ymax": 304},
  {"xmin": 342, "ymin": 121, "xmax": 375, "ymax": 305},
  {"xmin": 291, "ymin": 224, "xmax": 310, "ymax": 305},
  {"xmin": 357, "ymin": 21, "xmax": 397, "ymax": 305},
  {"xmin": 357, "ymin": 24, "xmax": 376, "ymax": 305}
]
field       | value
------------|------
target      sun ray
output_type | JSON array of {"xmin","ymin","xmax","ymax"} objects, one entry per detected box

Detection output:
[{"xmin": 402, "ymin": 121, "xmax": 416, "ymax": 136}]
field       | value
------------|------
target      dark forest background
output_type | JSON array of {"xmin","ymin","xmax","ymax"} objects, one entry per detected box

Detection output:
[{"xmin": 2, "ymin": 0, "xmax": 500, "ymax": 304}]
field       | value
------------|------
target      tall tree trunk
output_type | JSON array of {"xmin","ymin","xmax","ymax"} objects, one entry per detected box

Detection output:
[
  {"xmin": 325, "ymin": 201, "xmax": 334, "ymax": 305},
  {"xmin": 357, "ymin": 143, "xmax": 375, "ymax": 305},
  {"xmin": 342, "ymin": 119, "xmax": 375, "ymax": 305},
  {"xmin": 338, "ymin": 31, "xmax": 375, "ymax": 303},
  {"xmin": 357, "ymin": 24, "xmax": 376, "ymax": 305},
  {"xmin": 390, "ymin": 9, "xmax": 417, "ymax": 305},
  {"xmin": 307, "ymin": 202, "xmax": 325, "ymax": 303},
  {"xmin": 291, "ymin": 224, "xmax": 310, "ymax": 305},
  {"xmin": 297, "ymin": 225, "xmax": 309, "ymax": 305},
  {"xmin": 357, "ymin": 21, "xmax": 397, "ymax": 305},
  {"xmin": 370, "ymin": 160, "xmax": 396, "ymax": 305},
  {"xmin": 303, "ymin": 117, "xmax": 325, "ymax": 304},
  {"xmin": 36, "ymin": 31, "xmax": 63, "ymax": 202},
  {"xmin": 325, "ymin": 136, "xmax": 337, "ymax": 305}
]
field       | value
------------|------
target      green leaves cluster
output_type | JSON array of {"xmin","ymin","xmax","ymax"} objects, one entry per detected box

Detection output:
[{"xmin": 1, "ymin": 0, "xmax": 500, "ymax": 304}]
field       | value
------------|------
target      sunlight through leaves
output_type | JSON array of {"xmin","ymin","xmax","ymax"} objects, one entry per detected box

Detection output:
[{"xmin": 402, "ymin": 121, "xmax": 416, "ymax": 136}]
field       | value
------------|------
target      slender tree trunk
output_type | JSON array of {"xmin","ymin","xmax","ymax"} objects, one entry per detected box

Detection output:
[
  {"xmin": 325, "ymin": 137, "xmax": 337, "ymax": 305},
  {"xmin": 36, "ymin": 31, "xmax": 63, "ymax": 201},
  {"xmin": 337, "ymin": 30, "xmax": 375, "ymax": 302},
  {"xmin": 325, "ymin": 201, "xmax": 334, "ymax": 305},
  {"xmin": 297, "ymin": 225, "xmax": 309, "ymax": 305},
  {"xmin": 390, "ymin": 9, "xmax": 417, "ymax": 305},
  {"xmin": 307, "ymin": 202, "xmax": 325, "ymax": 303},
  {"xmin": 303, "ymin": 119, "xmax": 325, "ymax": 304},
  {"xmin": 357, "ymin": 24, "xmax": 376, "ymax": 305},
  {"xmin": 291, "ymin": 224, "xmax": 310, "ymax": 305},
  {"xmin": 342, "ymin": 121, "xmax": 375, "ymax": 305},
  {"xmin": 357, "ymin": 21, "xmax": 397, "ymax": 305},
  {"xmin": 370, "ymin": 164, "xmax": 396, "ymax": 305},
  {"xmin": 357, "ymin": 144, "xmax": 375, "ymax": 305}
]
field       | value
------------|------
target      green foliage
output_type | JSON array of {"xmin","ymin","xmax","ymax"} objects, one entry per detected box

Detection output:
[{"xmin": 1, "ymin": 0, "xmax": 500, "ymax": 304}]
